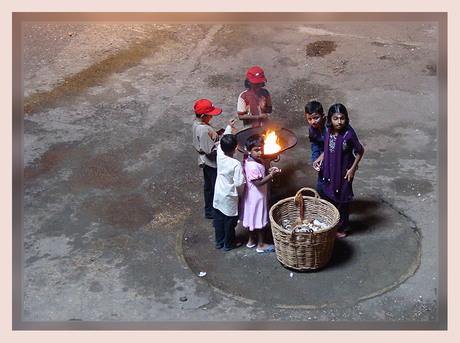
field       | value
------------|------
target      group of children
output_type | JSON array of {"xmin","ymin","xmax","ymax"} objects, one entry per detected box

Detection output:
[{"xmin": 192, "ymin": 66, "xmax": 364, "ymax": 253}]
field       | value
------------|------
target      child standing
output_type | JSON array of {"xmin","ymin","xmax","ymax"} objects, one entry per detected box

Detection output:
[
  {"xmin": 241, "ymin": 134, "xmax": 281, "ymax": 253},
  {"xmin": 314, "ymin": 104, "xmax": 364, "ymax": 238},
  {"xmin": 192, "ymin": 99, "xmax": 230, "ymax": 219},
  {"xmin": 237, "ymin": 66, "xmax": 272, "ymax": 129},
  {"xmin": 305, "ymin": 101, "xmax": 327, "ymax": 198},
  {"xmin": 212, "ymin": 122, "xmax": 245, "ymax": 251}
]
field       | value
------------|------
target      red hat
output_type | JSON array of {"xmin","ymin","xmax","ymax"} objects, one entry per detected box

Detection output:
[
  {"xmin": 194, "ymin": 99, "xmax": 222, "ymax": 115},
  {"xmin": 246, "ymin": 66, "xmax": 267, "ymax": 83}
]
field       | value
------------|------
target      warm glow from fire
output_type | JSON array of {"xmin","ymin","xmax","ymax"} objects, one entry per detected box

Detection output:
[{"xmin": 264, "ymin": 131, "xmax": 281, "ymax": 154}]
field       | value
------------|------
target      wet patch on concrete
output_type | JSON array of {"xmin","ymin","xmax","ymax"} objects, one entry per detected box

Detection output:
[
  {"xmin": 24, "ymin": 29, "xmax": 178, "ymax": 115},
  {"xmin": 75, "ymin": 151, "xmax": 134, "ymax": 189},
  {"xmin": 205, "ymin": 73, "xmax": 240, "ymax": 89},
  {"xmin": 391, "ymin": 177, "xmax": 434, "ymax": 197},
  {"xmin": 276, "ymin": 79, "xmax": 343, "ymax": 128},
  {"xmin": 82, "ymin": 193, "xmax": 154, "ymax": 232},
  {"xmin": 24, "ymin": 141, "xmax": 80, "ymax": 179},
  {"xmin": 425, "ymin": 62, "xmax": 437, "ymax": 76},
  {"xmin": 306, "ymin": 40, "xmax": 337, "ymax": 57}
]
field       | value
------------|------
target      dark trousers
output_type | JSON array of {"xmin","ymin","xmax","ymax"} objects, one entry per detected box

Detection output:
[
  {"xmin": 213, "ymin": 208, "xmax": 238, "ymax": 250},
  {"xmin": 203, "ymin": 165, "xmax": 217, "ymax": 219},
  {"xmin": 323, "ymin": 194, "xmax": 350, "ymax": 232}
]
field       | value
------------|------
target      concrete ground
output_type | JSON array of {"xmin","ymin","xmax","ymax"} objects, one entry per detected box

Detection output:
[{"xmin": 16, "ymin": 16, "xmax": 445, "ymax": 329}]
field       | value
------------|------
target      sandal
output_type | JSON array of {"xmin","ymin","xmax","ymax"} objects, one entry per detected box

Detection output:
[{"xmin": 256, "ymin": 244, "xmax": 275, "ymax": 253}]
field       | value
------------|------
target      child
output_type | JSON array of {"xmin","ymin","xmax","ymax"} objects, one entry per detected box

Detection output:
[
  {"xmin": 212, "ymin": 123, "xmax": 245, "ymax": 250},
  {"xmin": 305, "ymin": 101, "xmax": 327, "ymax": 198},
  {"xmin": 192, "ymin": 99, "xmax": 232, "ymax": 219},
  {"xmin": 241, "ymin": 134, "xmax": 281, "ymax": 253},
  {"xmin": 237, "ymin": 66, "xmax": 272, "ymax": 129},
  {"xmin": 314, "ymin": 104, "xmax": 364, "ymax": 238}
]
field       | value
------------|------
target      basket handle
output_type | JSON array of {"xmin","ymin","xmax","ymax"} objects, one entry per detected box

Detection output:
[
  {"xmin": 295, "ymin": 187, "xmax": 320, "ymax": 199},
  {"xmin": 294, "ymin": 188, "xmax": 320, "ymax": 222}
]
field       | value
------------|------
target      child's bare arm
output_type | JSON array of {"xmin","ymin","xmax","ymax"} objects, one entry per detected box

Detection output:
[
  {"xmin": 252, "ymin": 167, "xmax": 280, "ymax": 187},
  {"xmin": 345, "ymin": 147, "xmax": 364, "ymax": 181}
]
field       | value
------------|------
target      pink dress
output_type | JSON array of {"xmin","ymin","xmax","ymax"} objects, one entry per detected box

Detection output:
[{"xmin": 241, "ymin": 158, "xmax": 268, "ymax": 231}]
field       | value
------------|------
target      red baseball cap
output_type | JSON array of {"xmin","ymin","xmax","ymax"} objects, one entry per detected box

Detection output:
[
  {"xmin": 194, "ymin": 99, "xmax": 222, "ymax": 115},
  {"xmin": 246, "ymin": 66, "xmax": 267, "ymax": 83}
]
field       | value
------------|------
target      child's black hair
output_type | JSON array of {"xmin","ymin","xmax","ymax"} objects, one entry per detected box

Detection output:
[
  {"xmin": 244, "ymin": 134, "xmax": 264, "ymax": 152},
  {"xmin": 244, "ymin": 78, "xmax": 266, "ymax": 89},
  {"xmin": 305, "ymin": 101, "xmax": 324, "ymax": 115},
  {"xmin": 220, "ymin": 134, "xmax": 238, "ymax": 154},
  {"xmin": 327, "ymin": 103, "xmax": 350, "ymax": 127}
]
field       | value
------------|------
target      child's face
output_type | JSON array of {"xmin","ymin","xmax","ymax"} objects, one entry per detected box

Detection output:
[
  {"xmin": 305, "ymin": 112, "xmax": 325, "ymax": 128},
  {"xmin": 250, "ymin": 82, "xmax": 264, "ymax": 92},
  {"xmin": 330, "ymin": 113, "xmax": 347, "ymax": 132},
  {"xmin": 248, "ymin": 145, "xmax": 263, "ymax": 160},
  {"xmin": 201, "ymin": 114, "xmax": 212, "ymax": 124}
]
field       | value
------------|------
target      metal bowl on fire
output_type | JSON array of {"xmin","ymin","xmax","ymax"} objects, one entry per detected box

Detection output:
[{"xmin": 235, "ymin": 126, "xmax": 298, "ymax": 157}]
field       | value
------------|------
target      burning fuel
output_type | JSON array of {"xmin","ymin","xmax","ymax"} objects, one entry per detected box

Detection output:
[{"xmin": 264, "ymin": 131, "xmax": 281, "ymax": 155}]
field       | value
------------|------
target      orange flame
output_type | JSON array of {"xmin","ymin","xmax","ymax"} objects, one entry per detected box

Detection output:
[{"xmin": 263, "ymin": 131, "xmax": 281, "ymax": 154}]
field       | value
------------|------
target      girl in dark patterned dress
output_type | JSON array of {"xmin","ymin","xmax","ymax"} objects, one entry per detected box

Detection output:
[{"xmin": 314, "ymin": 103, "xmax": 364, "ymax": 238}]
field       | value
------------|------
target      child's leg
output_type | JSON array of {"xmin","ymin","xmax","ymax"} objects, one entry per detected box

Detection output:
[
  {"xmin": 247, "ymin": 229, "xmax": 257, "ymax": 247},
  {"xmin": 255, "ymin": 228, "xmax": 272, "ymax": 250},
  {"xmin": 336, "ymin": 202, "xmax": 350, "ymax": 233},
  {"xmin": 203, "ymin": 166, "xmax": 217, "ymax": 219},
  {"xmin": 213, "ymin": 209, "xmax": 225, "ymax": 249},
  {"xmin": 223, "ymin": 215, "xmax": 239, "ymax": 251}
]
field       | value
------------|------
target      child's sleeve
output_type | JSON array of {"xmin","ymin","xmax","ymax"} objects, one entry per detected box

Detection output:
[
  {"xmin": 309, "ymin": 128, "xmax": 323, "ymax": 163},
  {"xmin": 246, "ymin": 166, "xmax": 264, "ymax": 182},
  {"xmin": 199, "ymin": 127, "xmax": 218, "ymax": 155},
  {"xmin": 234, "ymin": 163, "xmax": 245, "ymax": 188}
]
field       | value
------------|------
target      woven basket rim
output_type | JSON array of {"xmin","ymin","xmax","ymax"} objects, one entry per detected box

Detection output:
[{"xmin": 269, "ymin": 189, "xmax": 340, "ymax": 235}]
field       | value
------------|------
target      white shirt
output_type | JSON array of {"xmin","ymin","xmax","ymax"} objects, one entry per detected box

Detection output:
[{"xmin": 212, "ymin": 126, "xmax": 245, "ymax": 217}]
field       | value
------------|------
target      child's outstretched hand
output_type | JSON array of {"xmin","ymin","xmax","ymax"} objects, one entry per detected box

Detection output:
[
  {"xmin": 229, "ymin": 118, "xmax": 237, "ymax": 127},
  {"xmin": 268, "ymin": 166, "xmax": 281, "ymax": 175},
  {"xmin": 313, "ymin": 154, "xmax": 324, "ymax": 171}
]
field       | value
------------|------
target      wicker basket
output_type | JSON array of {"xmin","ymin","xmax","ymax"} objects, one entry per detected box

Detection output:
[{"xmin": 269, "ymin": 187, "xmax": 340, "ymax": 271}]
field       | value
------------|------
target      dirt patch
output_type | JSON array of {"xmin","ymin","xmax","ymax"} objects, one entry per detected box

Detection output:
[
  {"xmin": 306, "ymin": 40, "xmax": 337, "ymax": 57},
  {"xmin": 24, "ymin": 142, "xmax": 79, "ymax": 179}
]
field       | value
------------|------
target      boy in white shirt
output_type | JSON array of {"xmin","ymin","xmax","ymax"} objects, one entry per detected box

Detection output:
[{"xmin": 212, "ymin": 119, "xmax": 245, "ymax": 251}]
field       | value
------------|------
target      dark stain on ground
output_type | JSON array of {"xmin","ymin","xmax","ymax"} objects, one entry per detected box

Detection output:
[
  {"xmin": 276, "ymin": 79, "xmax": 343, "ymax": 127},
  {"xmin": 83, "ymin": 193, "xmax": 154, "ymax": 232},
  {"xmin": 24, "ymin": 141, "xmax": 79, "ymax": 179},
  {"xmin": 205, "ymin": 73, "xmax": 239, "ymax": 89},
  {"xmin": 23, "ymin": 30, "xmax": 178, "ymax": 115},
  {"xmin": 426, "ymin": 62, "xmax": 437, "ymax": 76},
  {"xmin": 210, "ymin": 25, "xmax": 271, "ymax": 57},
  {"xmin": 76, "ymin": 150, "xmax": 134, "ymax": 189},
  {"xmin": 391, "ymin": 177, "xmax": 434, "ymax": 196},
  {"xmin": 306, "ymin": 40, "xmax": 337, "ymax": 57}
]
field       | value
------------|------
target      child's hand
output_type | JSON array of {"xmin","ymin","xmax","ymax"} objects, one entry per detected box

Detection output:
[
  {"xmin": 229, "ymin": 118, "xmax": 237, "ymax": 127},
  {"xmin": 269, "ymin": 166, "xmax": 281, "ymax": 175},
  {"xmin": 313, "ymin": 154, "xmax": 323, "ymax": 171},
  {"xmin": 345, "ymin": 168, "xmax": 355, "ymax": 182}
]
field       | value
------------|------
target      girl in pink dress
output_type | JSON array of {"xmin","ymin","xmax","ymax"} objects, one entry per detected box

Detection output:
[{"xmin": 241, "ymin": 134, "xmax": 281, "ymax": 253}]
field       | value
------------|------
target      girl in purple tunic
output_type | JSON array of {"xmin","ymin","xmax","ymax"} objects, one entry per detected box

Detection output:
[{"xmin": 313, "ymin": 104, "xmax": 364, "ymax": 238}]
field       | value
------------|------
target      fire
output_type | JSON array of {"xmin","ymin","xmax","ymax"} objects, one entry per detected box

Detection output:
[{"xmin": 263, "ymin": 131, "xmax": 281, "ymax": 154}]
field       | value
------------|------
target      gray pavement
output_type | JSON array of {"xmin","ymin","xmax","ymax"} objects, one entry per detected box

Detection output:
[{"xmin": 16, "ymin": 16, "xmax": 445, "ymax": 329}]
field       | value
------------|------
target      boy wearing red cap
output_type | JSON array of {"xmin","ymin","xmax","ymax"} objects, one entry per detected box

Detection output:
[
  {"xmin": 237, "ymin": 66, "xmax": 272, "ymax": 129},
  {"xmin": 192, "ymin": 99, "xmax": 235, "ymax": 219}
]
